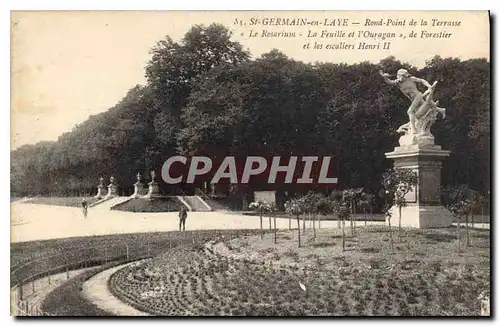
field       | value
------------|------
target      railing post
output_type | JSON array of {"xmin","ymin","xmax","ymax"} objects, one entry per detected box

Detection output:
[
  {"xmin": 104, "ymin": 247, "xmax": 107, "ymax": 264},
  {"xmin": 32, "ymin": 279, "xmax": 35, "ymax": 293},
  {"xmin": 48, "ymin": 272, "xmax": 51, "ymax": 285},
  {"xmin": 147, "ymin": 243, "xmax": 150, "ymax": 256},
  {"xmin": 126, "ymin": 244, "xmax": 129, "ymax": 260},
  {"xmin": 169, "ymin": 238, "xmax": 172, "ymax": 249},
  {"xmin": 66, "ymin": 258, "xmax": 69, "ymax": 279},
  {"xmin": 19, "ymin": 283, "xmax": 23, "ymax": 301}
]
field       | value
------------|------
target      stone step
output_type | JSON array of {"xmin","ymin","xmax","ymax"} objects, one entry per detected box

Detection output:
[{"xmin": 181, "ymin": 196, "xmax": 211, "ymax": 212}]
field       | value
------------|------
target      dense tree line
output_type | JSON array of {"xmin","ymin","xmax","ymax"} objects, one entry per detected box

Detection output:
[{"xmin": 11, "ymin": 24, "xmax": 490, "ymax": 208}]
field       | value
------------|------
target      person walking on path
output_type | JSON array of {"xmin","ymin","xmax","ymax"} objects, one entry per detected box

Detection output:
[
  {"xmin": 179, "ymin": 206, "xmax": 188, "ymax": 231},
  {"xmin": 81, "ymin": 198, "xmax": 88, "ymax": 218}
]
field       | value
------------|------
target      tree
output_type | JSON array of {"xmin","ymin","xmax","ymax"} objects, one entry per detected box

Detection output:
[
  {"xmin": 145, "ymin": 24, "xmax": 250, "ymax": 168},
  {"xmin": 146, "ymin": 23, "xmax": 249, "ymax": 113},
  {"xmin": 10, "ymin": 50, "xmax": 489, "ymax": 203},
  {"xmin": 284, "ymin": 198, "xmax": 305, "ymax": 247},
  {"xmin": 358, "ymin": 192, "xmax": 375, "ymax": 226},
  {"xmin": 249, "ymin": 201, "xmax": 274, "ymax": 239},
  {"xmin": 180, "ymin": 49, "xmax": 330, "ymax": 163},
  {"xmin": 379, "ymin": 188, "xmax": 394, "ymax": 252},
  {"xmin": 382, "ymin": 168, "xmax": 418, "ymax": 241},
  {"xmin": 476, "ymin": 193, "xmax": 487, "ymax": 228},
  {"xmin": 315, "ymin": 194, "xmax": 331, "ymax": 230},
  {"xmin": 270, "ymin": 202, "xmax": 278, "ymax": 244},
  {"xmin": 422, "ymin": 56, "xmax": 490, "ymax": 194},
  {"xmin": 309, "ymin": 192, "xmax": 326, "ymax": 239},
  {"xmin": 301, "ymin": 192, "xmax": 314, "ymax": 235},
  {"xmin": 342, "ymin": 188, "xmax": 363, "ymax": 236},
  {"xmin": 329, "ymin": 192, "xmax": 351, "ymax": 252},
  {"xmin": 442, "ymin": 185, "xmax": 479, "ymax": 249},
  {"xmin": 470, "ymin": 191, "xmax": 485, "ymax": 228}
]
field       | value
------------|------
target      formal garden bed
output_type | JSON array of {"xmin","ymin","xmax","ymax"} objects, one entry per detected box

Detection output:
[
  {"xmin": 12, "ymin": 226, "xmax": 489, "ymax": 316},
  {"xmin": 11, "ymin": 230, "xmax": 265, "ymax": 316},
  {"xmin": 24, "ymin": 197, "xmax": 100, "ymax": 208},
  {"xmin": 11, "ymin": 230, "xmax": 264, "ymax": 286},
  {"xmin": 111, "ymin": 197, "xmax": 183, "ymax": 212},
  {"xmin": 108, "ymin": 226, "xmax": 490, "ymax": 316}
]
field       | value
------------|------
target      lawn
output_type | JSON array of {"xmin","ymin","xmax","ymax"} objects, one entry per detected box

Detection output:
[
  {"xmin": 23, "ymin": 197, "xmax": 100, "ymax": 208},
  {"xmin": 111, "ymin": 197, "xmax": 183, "ymax": 212},
  {"xmin": 109, "ymin": 226, "xmax": 490, "ymax": 316}
]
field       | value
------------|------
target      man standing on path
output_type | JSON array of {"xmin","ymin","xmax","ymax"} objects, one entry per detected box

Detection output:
[
  {"xmin": 81, "ymin": 198, "xmax": 88, "ymax": 218},
  {"xmin": 179, "ymin": 206, "xmax": 188, "ymax": 231}
]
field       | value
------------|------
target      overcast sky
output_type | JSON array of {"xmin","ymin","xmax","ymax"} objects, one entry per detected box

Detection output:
[{"xmin": 11, "ymin": 11, "xmax": 489, "ymax": 149}]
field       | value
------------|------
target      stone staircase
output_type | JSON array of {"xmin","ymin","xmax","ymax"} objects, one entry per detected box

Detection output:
[
  {"xmin": 204, "ymin": 198, "xmax": 232, "ymax": 211},
  {"xmin": 181, "ymin": 196, "xmax": 211, "ymax": 212},
  {"xmin": 90, "ymin": 196, "xmax": 132, "ymax": 210}
]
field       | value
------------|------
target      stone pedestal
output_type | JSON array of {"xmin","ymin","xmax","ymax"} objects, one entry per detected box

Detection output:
[
  {"xmin": 105, "ymin": 176, "xmax": 118, "ymax": 198},
  {"xmin": 132, "ymin": 182, "xmax": 146, "ymax": 198},
  {"xmin": 95, "ymin": 177, "xmax": 105, "ymax": 199},
  {"xmin": 145, "ymin": 181, "xmax": 161, "ymax": 198},
  {"xmin": 95, "ymin": 184, "xmax": 105, "ymax": 199},
  {"xmin": 106, "ymin": 184, "xmax": 118, "ymax": 198},
  {"xmin": 385, "ymin": 144, "xmax": 453, "ymax": 228}
]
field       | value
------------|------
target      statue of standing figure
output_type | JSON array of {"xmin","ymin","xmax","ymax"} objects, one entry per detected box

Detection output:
[{"xmin": 380, "ymin": 68, "xmax": 446, "ymax": 146}]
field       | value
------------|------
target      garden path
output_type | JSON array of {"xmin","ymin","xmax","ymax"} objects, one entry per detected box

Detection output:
[{"xmin": 82, "ymin": 262, "xmax": 149, "ymax": 316}]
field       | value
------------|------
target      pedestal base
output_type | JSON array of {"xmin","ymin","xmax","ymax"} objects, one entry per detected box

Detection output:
[
  {"xmin": 145, "ymin": 182, "xmax": 161, "ymax": 198},
  {"xmin": 385, "ymin": 144, "xmax": 451, "ymax": 229},
  {"xmin": 95, "ymin": 185, "xmax": 105, "ymax": 199},
  {"xmin": 132, "ymin": 182, "xmax": 147, "ymax": 198},
  {"xmin": 106, "ymin": 185, "xmax": 118, "ymax": 198},
  {"xmin": 388, "ymin": 204, "xmax": 453, "ymax": 228}
]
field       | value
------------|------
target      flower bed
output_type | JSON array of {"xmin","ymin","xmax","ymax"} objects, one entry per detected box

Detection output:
[
  {"xmin": 111, "ymin": 197, "xmax": 183, "ymax": 212},
  {"xmin": 11, "ymin": 229, "xmax": 267, "ymax": 316},
  {"xmin": 11, "ymin": 229, "xmax": 264, "ymax": 287},
  {"xmin": 108, "ymin": 227, "xmax": 490, "ymax": 316}
]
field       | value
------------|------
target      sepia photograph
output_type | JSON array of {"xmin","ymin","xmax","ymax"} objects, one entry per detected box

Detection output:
[{"xmin": 9, "ymin": 10, "xmax": 491, "ymax": 317}]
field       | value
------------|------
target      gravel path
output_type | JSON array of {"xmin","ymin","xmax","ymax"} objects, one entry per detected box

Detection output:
[
  {"xmin": 10, "ymin": 264, "xmax": 146, "ymax": 316},
  {"xmin": 10, "ymin": 202, "xmax": 386, "ymax": 243},
  {"xmin": 82, "ymin": 262, "xmax": 150, "ymax": 316},
  {"xmin": 10, "ymin": 202, "xmax": 489, "ymax": 244}
]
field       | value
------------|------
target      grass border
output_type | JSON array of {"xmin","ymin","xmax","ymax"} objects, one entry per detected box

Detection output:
[{"xmin": 40, "ymin": 261, "xmax": 127, "ymax": 316}]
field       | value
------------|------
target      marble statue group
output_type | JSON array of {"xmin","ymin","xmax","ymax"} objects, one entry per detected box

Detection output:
[
  {"xmin": 382, "ymin": 67, "xmax": 454, "ymax": 228},
  {"xmin": 380, "ymin": 68, "xmax": 446, "ymax": 147}
]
